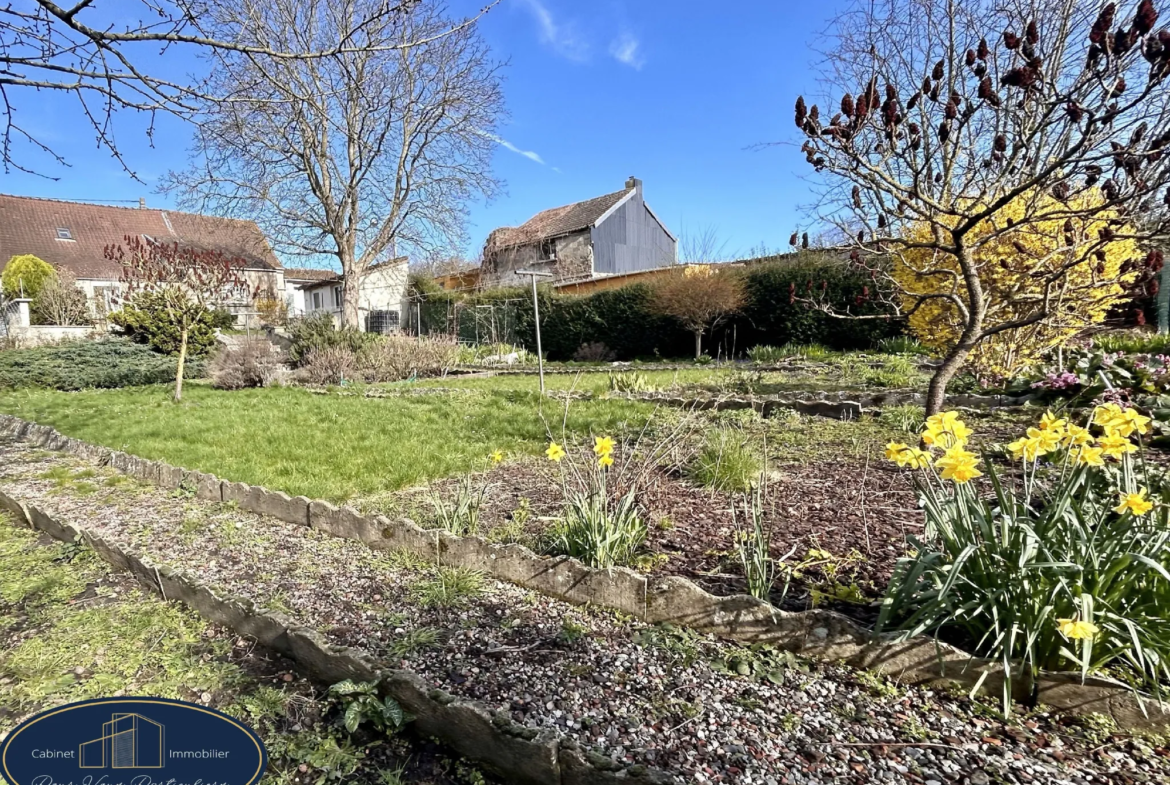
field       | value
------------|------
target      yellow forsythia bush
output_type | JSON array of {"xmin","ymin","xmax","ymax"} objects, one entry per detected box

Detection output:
[{"xmin": 892, "ymin": 192, "xmax": 1139, "ymax": 381}]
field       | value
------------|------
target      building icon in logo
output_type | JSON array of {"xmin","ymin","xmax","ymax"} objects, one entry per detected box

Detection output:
[{"xmin": 79, "ymin": 714, "xmax": 165, "ymax": 769}]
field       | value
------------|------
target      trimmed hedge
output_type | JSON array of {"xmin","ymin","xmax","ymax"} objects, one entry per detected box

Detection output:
[
  {"xmin": 0, "ymin": 339, "xmax": 206, "ymax": 390},
  {"xmin": 416, "ymin": 256, "xmax": 903, "ymax": 361}
]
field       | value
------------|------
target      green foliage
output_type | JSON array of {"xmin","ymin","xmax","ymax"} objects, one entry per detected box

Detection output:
[
  {"xmin": 389, "ymin": 627, "xmax": 440, "ymax": 658},
  {"xmin": 287, "ymin": 312, "xmax": 378, "ymax": 366},
  {"xmin": 877, "ymin": 336, "xmax": 931, "ymax": 355},
  {"xmin": 411, "ymin": 567, "xmax": 485, "ymax": 608},
  {"xmin": 110, "ymin": 291, "xmax": 233, "ymax": 356},
  {"xmin": 839, "ymin": 355, "xmax": 918, "ymax": 388},
  {"xmin": 689, "ymin": 430, "xmax": 761, "ymax": 492},
  {"xmin": 749, "ymin": 343, "xmax": 835, "ymax": 362},
  {"xmin": 1093, "ymin": 331, "xmax": 1170, "ymax": 355},
  {"xmin": 711, "ymin": 643, "xmax": 807, "ymax": 684},
  {"xmin": 608, "ymin": 371, "xmax": 655, "ymax": 393},
  {"xmin": 549, "ymin": 487, "xmax": 647, "ymax": 568},
  {"xmin": 878, "ymin": 404, "xmax": 926, "ymax": 434},
  {"xmin": 2, "ymin": 254, "xmax": 54, "ymax": 299},
  {"xmin": 327, "ymin": 680, "xmax": 410, "ymax": 735},
  {"xmin": 733, "ymin": 485, "xmax": 786, "ymax": 602},
  {"xmin": 429, "ymin": 475, "xmax": 487, "ymax": 536},
  {"xmin": 879, "ymin": 447, "xmax": 1170, "ymax": 712},
  {"xmin": 0, "ymin": 338, "xmax": 205, "ymax": 390}
]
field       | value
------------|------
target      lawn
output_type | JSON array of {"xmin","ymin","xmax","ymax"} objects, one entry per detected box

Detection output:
[{"xmin": 0, "ymin": 383, "xmax": 654, "ymax": 501}]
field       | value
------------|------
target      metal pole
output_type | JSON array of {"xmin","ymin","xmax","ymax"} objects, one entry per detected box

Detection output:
[
  {"xmin": 516, "ymin": 270, "xmax": 554, "ymax": 394},
  {"xmin": 531, "ymin": 274, "xmax": 546, "ymax": 395}
]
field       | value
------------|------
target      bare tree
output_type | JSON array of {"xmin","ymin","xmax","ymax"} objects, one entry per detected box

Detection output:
[
  {"xmin": 790, "ymin": 0, "xmax": 1170, "ymax": 413},
  {"xmin": 165, "ymin": 0, "xmax": 503, "ymax": 329},
  {"xmin": 0, "ymin": 0, "xmax": 495, "ymax": 175},
  {"xmin": 105, "ymin": 235, "xmax": 253, "ymax": 402},
  {"xmin": 678, "ymin": 224, "xmax": 731, "ymax": 264},
  {"xmin": 652, "ymin": 267, "xmax": 746, "ymax": 359}
]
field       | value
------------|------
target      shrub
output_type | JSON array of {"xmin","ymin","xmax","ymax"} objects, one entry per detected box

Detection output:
[
  {"xmin": 573, "ymin": 341, "xmax": 616, "ymax": 362},
  {"xmin": 0, "ymin": 338, "xmax": 205, "ymax": 390},
  {"xmin": 689, "ymin": 430, "xmax": 761, "ymax": 493},
  {"xmin": 881, "ymin": 409, "xmax": 1170, "ymax": 712},
  {"xmin": 31, "ymin": 269, "xmax": 92, "ymax": 326},
  {"xmin": 358, "ymin": 335, "xmax": 457, "ymax": 382},
  {"xmin": 255, "ymin": 296, "xmax": 288, "ymax": 327},
  {"xmin": 210, "ymin": 341, "xmax": 285, "ymax": 390},
  {"xmin": 297, "ymin": 345, "xmax": 357, "ymax": 386},
  {"xmin": 287, "ymin": 312, "xmax": 377, "ymax": 366},
  {"xmin": 2, "ymin": 255, "xmax": 54, "ymax": 299},
  {"xmin": 110, "ymin": 291, "xmax": 233, "ymax": 356}
]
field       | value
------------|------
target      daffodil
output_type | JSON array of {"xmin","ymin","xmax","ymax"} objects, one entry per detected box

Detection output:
[
  {"xmin": 1093, "ymin": 402, "xmax": 1136, "ymax": 436},
  {"xmin": 1114, "ymin": 487, "xmax": 1154, "ymax": 516},
  {"xmin": 598, "ymin": 454, "xmax": 614, "ymax": 469},
  {"xmin": 1026, "ymin": 426, "xmax": 1062, "ymax": 455},
  {"xmin": 1007, "ymin": 436, "xmax": 1041, "ymax": 462},
  {"xmin": 935, "ymin": 446, "xmax": 982, "ymax": 483},
  {"xmin": 489, "ymin": 449, "xmax": 504, "ymax": 464},
  {"xmin": 902, "ymin": 448, "xmax": 934, "ymax": 470},
  {"xmin": 922, "ymin": 411, "xmax": 972, "ymax": 450},
  {"xmin": 593, "ymin": 436, "xmax": 615, "ymax": 456},
  {"xmin": 1057, "ymin": 618, "xmax": 1100, "ymax": 641},
  {"xmin": 545, "ymin": 442, "xmax": 566, "ymax": 462},
  {"xmin": 1061, "ymin": 424, "xmax": 1093, "ymax": 449},
  {"xmin": 1098, "ymin": 433, "xmax": 1138, "ymax": 460},
  {"xmin": 1038, "ymin": 411, "xmax": 1067, "ymax": 433},
  {"xmin": 1075, "ymin": 446, "xmax": 1105, "ymax": 467},
  {"xmin": 884, "ymin": 442, "xmax": 910, "ymax": 463},
  {"xmin": 1118, "ymin": 408, "xmax": 1152, "ymax": 438}
]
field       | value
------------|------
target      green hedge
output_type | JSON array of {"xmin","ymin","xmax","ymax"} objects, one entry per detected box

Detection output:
[
  {"xmin": 0, "ymin": 339, "xmax": 206, "ymax": 390},
  {"xmin": 415, "ymin": 256, "xmax": 903, "ymax": 361}
]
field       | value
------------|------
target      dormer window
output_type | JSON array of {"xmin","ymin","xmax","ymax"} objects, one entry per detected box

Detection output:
[{"xmin": 55, "ymin": 227, "xmax": 73, "ymax": 240}]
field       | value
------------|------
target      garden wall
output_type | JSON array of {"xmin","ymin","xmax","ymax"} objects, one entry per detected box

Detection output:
[
  {"xmin": 0, "ymin": 488, "xmax": 670, "ymax": 785},
  {"xmin": 0, "ymin": 413, "xmax": 1162, "ymax": 730}
]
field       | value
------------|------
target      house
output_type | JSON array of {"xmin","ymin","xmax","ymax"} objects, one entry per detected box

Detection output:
[
  {"xmin": 298, "ymin": 258, "xmax": 409, "ymax": 333},
  {"xmin": 0, "ymin": 194, "xmax": 284, "ymax": 320},
  {"xmin": 283, "ymin": 267, "xmax": 340, "ymax": 316},
  {"xmin": 480, "ymin": 177, "xmax": 676, "ymax": 289}
]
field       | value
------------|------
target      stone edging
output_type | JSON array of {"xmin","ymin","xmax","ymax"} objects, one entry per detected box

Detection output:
[
  {"xmin": 0, "ymin": 489, "xmax": 673, "ymax": 785},
  {"xmin": 0, "ymin": 413, "xmax": 1163, "ymax": 729}
]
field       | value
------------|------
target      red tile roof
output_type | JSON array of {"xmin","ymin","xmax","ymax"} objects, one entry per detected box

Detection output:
[
  {"xmin": 284, "ymin": 267, "xmax": 339, "ymax": 282},
  {"xmin": 0, "ymin": 194, "xmax": 282, "ymax": 280},
  {"xmin": 487, "ymin": 188, "xmax": 631, "ymax": 249}
]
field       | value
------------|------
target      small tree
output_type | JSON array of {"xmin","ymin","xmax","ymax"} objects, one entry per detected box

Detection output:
[
  {"xmin": 104, "ymin": 236, "xmax": 254, "ymax": 402},
  {"xmin": 791, "ymin": 0, "xmax": 1170, "ymax": 413},
  {"xmin": 652, "ymin": 266, "xmax": 746, "ymax": 359},
  {"xmin": 32, "ymin": 269, "xmax": 92, "ymax": 326},
  {"xmin": 2, "ymin": 255, "xmax": 54, "ymax": 299}
]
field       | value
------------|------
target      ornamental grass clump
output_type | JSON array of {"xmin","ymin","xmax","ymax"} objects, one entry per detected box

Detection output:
[{"xmin": 880, "ymin": 408, "xmax": 1170, "ymax": 713}]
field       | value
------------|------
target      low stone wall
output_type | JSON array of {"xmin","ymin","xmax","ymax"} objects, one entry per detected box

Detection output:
[
  {"xmin": 0, "ymin": 413, "xmax": 1163, "ymax": 730},
  {"xmin": 0, "ymin": 488, "xmax": 672, "ymax": 785}
]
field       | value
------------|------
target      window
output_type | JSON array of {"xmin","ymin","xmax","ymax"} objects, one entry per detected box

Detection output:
[
  {"xmin": 333, "ymin": 285, "xmax": 343, "ymax": 308},
  {"xmin": 312, "ymin": 291, "xmax": 323, "ymax": 310},
  {"xmin": 540, "ymin": 238, "xmax": 557, "ymax": 260},
  {"xmin": 55, "ymin": 227, "xmax": 73, "ymax": 240}
]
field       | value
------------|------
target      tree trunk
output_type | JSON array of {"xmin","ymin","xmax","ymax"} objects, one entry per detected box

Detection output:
[
  {"xmin": 926, "ymin": 331, "xmax": 981, "ymax": 415},
  {"xmin": 340, "ymin": 251, "xmax": 362, "ymax": 330},
  {"xmin": 174, "ymin": 327, "xmax": 188, "ymax": 403},
  {"xmin": 694, "ymin": 330, "xmax": 703, "ymax": 360}
]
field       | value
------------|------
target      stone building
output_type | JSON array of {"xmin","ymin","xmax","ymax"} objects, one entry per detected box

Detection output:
[{"xmin": 481, "ymin": 177, "xmax": 676, "ymax": 289}]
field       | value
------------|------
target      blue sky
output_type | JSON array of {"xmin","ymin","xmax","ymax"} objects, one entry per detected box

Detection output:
[{"xmin": 3, "ymin": 0, "xmax": 844, "ymax": 264}]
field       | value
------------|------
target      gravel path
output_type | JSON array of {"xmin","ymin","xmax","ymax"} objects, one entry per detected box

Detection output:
[{"xmin": 3, "ymin": 435, "xmax": 1169, "ymax": 785}]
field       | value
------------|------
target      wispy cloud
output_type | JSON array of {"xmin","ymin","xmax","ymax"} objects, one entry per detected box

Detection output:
[
  {"xmin": 609, "ymin": 33, "xmax": 644, "ymax": 69},
  {"xmin": 486, "ymin": 133, "xmax": 545, "ymax": 165},
  {"xmin": 518, "ymin": 0, "xmax": 589, "ymax": 61}
]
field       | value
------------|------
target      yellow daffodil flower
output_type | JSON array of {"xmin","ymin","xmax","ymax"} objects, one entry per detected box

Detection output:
[
  {"xmin": 1098, "ymin": 433, "xmax": 1138, "ymax": 460},
  {"xmin": 593, "ymin": 436, "xmax": 616, "ymax": 456},
  {"xmin": 1118, "ymin": 408, "xmax": 1152, "ymax": 438},
  {"xmin": 545, "ymin": 442, "xmax": 566, "ymax": 462},
  {"xmin": 1038, "ymin": 411, "xmax": 1067, "ymax": 433},
  {"xmin": 598, "ymin": 454, "xmax": 614, "ymax": 469},
  {"xmin": 902, "ymin": 448, "xmax": 934, "ymax": 470},
  {"xmin": 935, "ymin": 446, "xmax": 982, "ymax": 483},
  {"xmin": 884, "ymin": 442, "xmax": 910, "ymax": 463},
  {"xmin": 1057, "ymin": 618, "xmax": 1100, "ymax": 641},
  {"xmin": 922, "ymin": 413, "xmax": 973, "ymax": 450},
  {"xmin": 1026, "ymin": 426, "xmax": 1061, "ymax": 455},
  {"xmin": 1061, "ymin": 424, "xmax": 1093, "ymax": 449},
  {"xmin": 1094, "ymin": 402, "xmax": 1125, "ymax": 431},
  {"xmin": 489, "ymin": 449, "xmax": 504, "ymax": 464},
  {"xmin": 1007, "ymin": 436, "xmax": 1039, "ymax": 462},
  {"xmin": 1114, "ymin": 487, "xmax": 1154, "ymax": 516},
  {"xmin": 1076, "ymin": 446, "xmax": 1105, "ymax": 467}
]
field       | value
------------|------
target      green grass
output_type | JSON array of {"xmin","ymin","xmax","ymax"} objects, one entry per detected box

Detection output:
[{"xmin": 0, "ymin": 383, "xmax": 654, "ymax": 502}]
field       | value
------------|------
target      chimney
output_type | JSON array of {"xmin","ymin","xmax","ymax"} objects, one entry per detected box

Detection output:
[
  {"xmin": 138, "ymin": 197, "xmax": 146, "ymax": 209},
  {"xmin": 625, "ymin": 176, "xmax": 642, "ymax": 195}
]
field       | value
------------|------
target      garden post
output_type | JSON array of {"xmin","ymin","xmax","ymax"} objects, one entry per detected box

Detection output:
[{"xmin": 517, "ymin": 269, "xmax": 554, "ymax": 395}]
